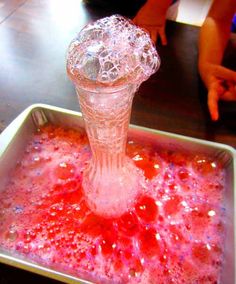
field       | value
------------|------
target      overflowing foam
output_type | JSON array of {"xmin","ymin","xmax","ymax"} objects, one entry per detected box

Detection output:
[
  {"xmin": 0, "ymin": 124, "xmax": 227, "ymax": 283},
  {"xmin": 67, "ymin": 15, "xmax": 160, "ymax": 89}
]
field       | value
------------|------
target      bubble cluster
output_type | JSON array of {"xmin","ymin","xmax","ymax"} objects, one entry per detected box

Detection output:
[
  {"xmin": 0, "ymin": 124, "xmax": 227, "ymax": 283},
  {"xmin": 67, "ymin": 15, "xmax": 160, "ymax": 89}
]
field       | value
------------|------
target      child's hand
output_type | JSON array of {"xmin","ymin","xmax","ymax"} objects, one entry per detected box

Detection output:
[{"xmin": 199, "ymin": 62, "xmax": 236, "ymax": 120}]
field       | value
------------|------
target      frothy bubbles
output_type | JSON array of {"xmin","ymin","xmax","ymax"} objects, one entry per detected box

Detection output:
[{"xmin": 67, "ymin": 15, "xmax": 160, "ymax": 89}]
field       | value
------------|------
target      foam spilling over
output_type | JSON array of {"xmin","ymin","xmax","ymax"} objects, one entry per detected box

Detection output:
[
  {"xmin": 67, "ymin": 15, "xmax": 160, "ymax": 89},
  {"xmin": 0, "ymin": 124, "xmax": 227, "ymax": 284}
]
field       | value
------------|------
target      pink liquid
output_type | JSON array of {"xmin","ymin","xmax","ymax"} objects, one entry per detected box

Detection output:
[{"xmin": 0, "ymin": 124, "xmax": 226, "ymax": 283}]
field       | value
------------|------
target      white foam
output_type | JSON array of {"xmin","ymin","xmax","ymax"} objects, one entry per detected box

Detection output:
[{"xmin": 67, "ymin": 15, "xmax": 160, "ymax": 88}]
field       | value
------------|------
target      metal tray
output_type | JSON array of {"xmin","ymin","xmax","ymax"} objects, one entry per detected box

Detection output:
[{"xmin": 0, "ymin": 104, "xmax": 235, "ymax": 283}]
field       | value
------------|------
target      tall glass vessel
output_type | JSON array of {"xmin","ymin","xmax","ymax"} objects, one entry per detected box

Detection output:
[{"xmin": 67, "ymin": 15, "xmax": 160, "ymax": 217}]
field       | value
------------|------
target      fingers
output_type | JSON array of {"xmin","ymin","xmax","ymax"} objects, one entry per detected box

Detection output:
[
  {"xmin": 220, "ymin": 80, "xmax": 236, "ymax": 100},
  {"xmin": 220, "ymin": 89, "xmax": 236, "ymax": 101},
  {"xmin": 208, "ymin": 80, "xmax": 224, "ymax": 121},
  {"xmin": 135, "ymin": 25, "xmax": 164, "ymax": 45},
  {"xmin": 150, "ymin": 28, "xmax": 158, "ymax": 44},
  {"xmin": 208, "ymin": 87, "xmax": 219, "ymax": 121},
  {"xmin": 214, "ymin": 65, "xmax": 236, "ymax": 82},
  {"xmin": 132, "ymin": 18, "xmax": 167, "ymax": 45},
  {"xmin": 221, "ymin": 90, "xmax": 236, "ymax": 101},
  {"xmin": 132, "ymin": 17, "xmax": 138, "ymax": 25},
  {"xmin": 143, "ymin": 26, "xmax": 167, "ymax": 45},
  {"xmin": 207, "ymin": 78, "xmax": 236, "ymax": 120},
  {"xmin": 158, "ymin": 26, "xmax": 167, "ymax": 46},
  {"xmin": 202, "ymin": 64, "xmax": 236, "ymax": 120},
  {"xmin": 148, "ymin": 26, "xmax": 167, "ymax": 45}
]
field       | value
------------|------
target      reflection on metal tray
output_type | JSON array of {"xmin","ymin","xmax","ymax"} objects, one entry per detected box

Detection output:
[{"xmin": 0, "ymin": 104, "xmax": 235, "ymax": 284}]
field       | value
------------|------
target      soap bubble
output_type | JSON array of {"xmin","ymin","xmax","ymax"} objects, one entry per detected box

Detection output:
[{"xmin": 67, "ymin": 15, "xmax": 160, "ymax": 89}]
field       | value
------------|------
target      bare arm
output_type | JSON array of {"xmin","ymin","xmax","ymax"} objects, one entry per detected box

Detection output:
[
  {"xmin": 133, "ymin": 0, "xmax": 172, "ymax": 45},
  {"xmin": 198, "ymin": 0, "xmax": 236, "ymax": 120}
]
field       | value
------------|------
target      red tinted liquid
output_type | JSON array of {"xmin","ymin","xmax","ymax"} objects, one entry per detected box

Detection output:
[{"xmin": 0, "ymin": 124, "xmax": 226, "ymax": 283}]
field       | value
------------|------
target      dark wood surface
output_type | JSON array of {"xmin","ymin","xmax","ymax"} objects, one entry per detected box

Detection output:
[
  {"xmin": 0, "ymin": 0, "xmax": 236, "ymax": 283},
  {"xmin": 0, "ymin": 0, "xmax": 236, "ymax": 149}
]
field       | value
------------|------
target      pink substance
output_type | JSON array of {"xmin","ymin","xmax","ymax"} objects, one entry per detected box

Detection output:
[
  {"xmin": 0, "ymin": 124, "xmax": 226, "ymax": 283},
  {"xmin": 67, "ymin": 15, "xmax": 160, "ymax": 217}
]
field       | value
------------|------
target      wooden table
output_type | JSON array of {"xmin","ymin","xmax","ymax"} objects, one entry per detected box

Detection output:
[{"xmin": 0, "ymin": 0, "xmax": 236, "ymax": 283}]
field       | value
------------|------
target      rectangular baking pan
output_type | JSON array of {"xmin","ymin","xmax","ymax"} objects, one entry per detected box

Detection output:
[{"xmin": 0, "ymin": 104, "xmax": 235, "ymax": 283}]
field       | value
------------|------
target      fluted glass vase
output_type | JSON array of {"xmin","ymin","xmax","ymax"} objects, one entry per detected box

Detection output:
[
  {"xmin": 76, "ymin": 84, "xmax": 138, "ymax": 216},
  {"xmin": 67, "ymin": 15, "xmax": 160, "ymax": 217}
]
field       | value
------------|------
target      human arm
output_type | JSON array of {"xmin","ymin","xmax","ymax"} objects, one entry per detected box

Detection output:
[
  {"xmin": 133, "ymin": 0, "xmax": 172, "ymax": 45},
  {"xmin": 198, "ymin": 0, "xmax": 236, "ymax": 121}
]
